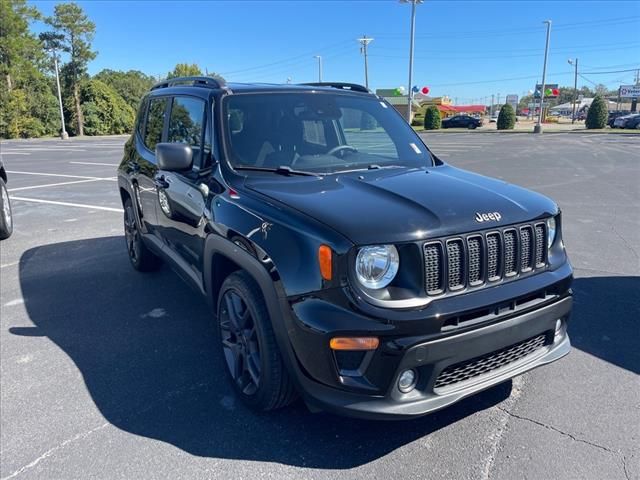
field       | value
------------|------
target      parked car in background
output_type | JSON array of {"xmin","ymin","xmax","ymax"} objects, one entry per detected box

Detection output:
[
  {"xmin": 613, "ymin": 113, "xmax": 640, "ymax": 128},
  {"xmin": 625, "ymin": 115, "xmax": 640, "ymax": 129},
  {"xmin": 0, "ymin": 160, "xmax": 13, "ymax": 240},
  {"xmin": 607, "ymin": 111, "xmax": 630, "ymax": 127},
  {"xmin": 489, "ymin": 112, "xmax": 499, "ymax": 122},
  {"xmin": 442, "ymin": 115, "xmax": 483, "ymax": 129}
]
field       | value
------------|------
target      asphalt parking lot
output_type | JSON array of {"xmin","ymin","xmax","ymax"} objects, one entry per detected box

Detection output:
[{"xmin": 1, "ymin": 132, "xmax": 638, "ymax": 480}]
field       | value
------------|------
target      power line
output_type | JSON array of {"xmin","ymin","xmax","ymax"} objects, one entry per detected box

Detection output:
[{"xmin": 580, "ymin": 68, "xmax": 640, "ymax": 75}]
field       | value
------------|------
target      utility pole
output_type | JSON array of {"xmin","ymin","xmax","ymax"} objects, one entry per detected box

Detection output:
[
  {"xmin": 313, "ymin": 55, "xmax": 322, "ymax": 82},
  {"xmin": 568, "ymin": 58, "xmax": 578, "ymax": 123},
  {"xmin": 357, "ymin": 35, "xmax": 374, "ymax": 89},
  {"xmin": 497, "ymin": 93, "xmax": 501, "ymax": 106},
  {"xmin": 535, "ymin": 20, "xmax": 552, "ymax": 134},
  {"xmin": 51, "ymin": 50, "xmax": 68, "ymax": 140},
  {"xmin": 491, "ymin": 94, "xmax": 495, "ymax": 116},
  {"xmin": 401, "ymin": 0, "xmax": 423, "ymax": 123}
]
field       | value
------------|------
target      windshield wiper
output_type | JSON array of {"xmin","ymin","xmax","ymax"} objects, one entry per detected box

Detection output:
[{"xmin": 234, "ymin": 165, "xmax": 321, "ymax": 177}]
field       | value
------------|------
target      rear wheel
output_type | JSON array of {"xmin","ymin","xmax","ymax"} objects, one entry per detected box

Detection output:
[
  {"xmin": 0, "ymin": 179, "xmax": 13, "ymax": 240},
  {"xmin": 217, "ymin": 271, "xmax": 297, "ymax": 410},
  {"xmin": 123, "ymin": 197, "xmax": 161, "ymax": 271}
]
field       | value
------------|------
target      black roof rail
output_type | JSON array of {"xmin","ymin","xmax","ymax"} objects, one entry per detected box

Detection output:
[
  {"xmin": 151, "ymin": 76, "xmax": 225, "ymax": 91},
  {"xmin": 300, "ymin": 82, "xmax": 371, "ymax": 93}
]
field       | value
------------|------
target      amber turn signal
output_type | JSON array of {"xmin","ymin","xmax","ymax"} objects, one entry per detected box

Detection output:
[
  {"xmin": 318, "ymin": 245, "xmax": 332, "ymax": 281},
  {"xmin": 329, "ymin": 337, "xmax": 379, "ymax": 351}
]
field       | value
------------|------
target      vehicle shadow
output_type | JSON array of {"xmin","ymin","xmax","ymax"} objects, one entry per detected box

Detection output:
[{"xmin": 17, "ymin": 237, "xmax": 636, "ymax": 468}]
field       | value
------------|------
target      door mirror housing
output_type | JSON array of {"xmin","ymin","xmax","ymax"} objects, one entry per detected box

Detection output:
[{"xmin": 156, "ymin": 143, "xmax": 193, "ymax": 171}]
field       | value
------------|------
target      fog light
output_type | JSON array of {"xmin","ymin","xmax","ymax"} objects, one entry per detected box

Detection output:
[{"xmin": 398, "ymin": 369, "xmax": 417, "ymax": 393}]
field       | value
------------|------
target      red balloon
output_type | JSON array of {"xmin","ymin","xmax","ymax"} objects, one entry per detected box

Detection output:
[
  {"xmin": 552, "ymin": 88, "xmax": 559, "ymax": 96},
  {"xmin": 421, "ymin": 86, "xmax": 430, "ymax": 95}
]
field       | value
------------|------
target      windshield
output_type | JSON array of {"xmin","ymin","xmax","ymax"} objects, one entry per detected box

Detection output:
[{"xmin": 222, "ymin": 92, "xmax": 433, "ymax": 174}]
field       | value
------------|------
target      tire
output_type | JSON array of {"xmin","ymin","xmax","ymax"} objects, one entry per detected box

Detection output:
[
  {"xmin": 0, "ymin": 178, "xmax": 13, "ymax": 240},
  {"xmin": 123, "ymin": 197, "xmax": 161, "ymax": 271},
  {"xmin": 217, "ymin": 271, "xmax": 297, "ymax": 411},
  {"xmin": 468, "ymin": 124, "xmax": 477, "ymax": 129}
]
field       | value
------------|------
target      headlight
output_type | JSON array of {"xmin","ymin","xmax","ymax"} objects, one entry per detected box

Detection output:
[
  {"xmin": 547, "ymin": 216, "xmax": 557, "ymax": 248},
  {"xmin": 355, "ymin": 245, "xmax": 399, "ymax": 289}
]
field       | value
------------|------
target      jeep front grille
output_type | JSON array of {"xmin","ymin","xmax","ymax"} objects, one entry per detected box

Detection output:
[
  {"xmin": 434, "ymin": 333, "xmax": 548, "ymax": 390},
  {"xmin": 423, "ymin": 222, "xmax": 547, "ymax": 295}
]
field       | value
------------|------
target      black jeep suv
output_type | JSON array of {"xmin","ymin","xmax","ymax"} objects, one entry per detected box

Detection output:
[{"xmin": 117, "ymin": 77, "xmax": 572, "ymax": 419}]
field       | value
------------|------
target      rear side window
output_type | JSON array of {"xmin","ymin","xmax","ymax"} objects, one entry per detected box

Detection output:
[
  {"xmin": 168, "ymin": 97, "xmax": 205, "ymax": 167},
  {"xmin": 136, "ymin": 98, "xmax": 148, "ymax": 137},
  {"xmin": 144, "ymin": 97, "xmax": 167, "ymax": 151}
]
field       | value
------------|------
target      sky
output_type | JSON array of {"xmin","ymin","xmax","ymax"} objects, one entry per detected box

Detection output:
[{"xmin": 30, "ymin": 0, "xmax": 640, "ymax": 104}]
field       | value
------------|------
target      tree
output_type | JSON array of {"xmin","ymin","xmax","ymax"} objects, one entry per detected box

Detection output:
[
  {"xmin": 167, "ymin": 63, "xmax": 202, "ymax": 79},
  {"xmin": 585, "ymin": 95, "xmax": 608, "ymax": 129},
  {"xmin": 74, "ymin": 79, "xmax": 135, "ymax": 135},
  {"xmin": 45, "ymin": 2, "xmax": 96, "ymax": 136},
  {"xmin": 497, "ymin": 103, "xmax": 515, "ymax": 130},
  {"xmin": 424, "ymin": 105, "xmax": 441, "ymax": 130},
  {"xmin": 0, "ymin": 0, "xmax": 59, "ymax": 138},
  {"xmin": 166, "ymin": 63, "xmax": 225, "ymax": 83},
  {"xmin": 94, "ymin": 69, "xmax": 155, "ymax": 110}
]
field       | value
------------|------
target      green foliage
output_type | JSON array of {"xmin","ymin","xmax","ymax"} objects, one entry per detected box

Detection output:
[
  {"xmin": 94, "ymin": 69, "xmax": 155, "ymax": 110},
  {"xmin": 76, "ymin": 79, "xmax": 135, "ymax": 136},
  {"xmin": 166, "ymin": 63, "xmax": 225, "ymax": 83},
  {"xmin": 168, "ymin": 63, "xmax": 202, "ymax": 79},
  {"xmin": 424, "ymin": 105, "xmax": 441, "ymax": 130},
  {"xmin": 0, "ymin": 0, "xmax": 59, "ymax": 138},
  {"xmin": 585, "ymin": 95, "xmax": 608, "ymax": 129},
  {"xmin": 497, "ymin": 103, "xmax": 515, "ymax": 130}
]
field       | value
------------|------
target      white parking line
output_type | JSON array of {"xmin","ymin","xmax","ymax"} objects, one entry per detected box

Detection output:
[
  {"xmin": 8, "ymin": 178, "xmax": 104, "ymax": 192},
  {"xmin": 6, "ymin": 170, "xmax": 115, "ymax": 181},
  {"xmin": 69, "ymin": 161, "xmax": 119, "ymax": 167},
  {"xmin": 0, "ymin": 152, "xmax": 31, "ymax": 155},
  {"xmin": 10, "ymin": 196, "xmax": 123, "ymax": 213}
]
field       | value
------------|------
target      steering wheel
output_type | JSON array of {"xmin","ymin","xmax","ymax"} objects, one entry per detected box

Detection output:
[{"xmin": 327, "ymin": 145, "xmax": 358, "ymax": 157}]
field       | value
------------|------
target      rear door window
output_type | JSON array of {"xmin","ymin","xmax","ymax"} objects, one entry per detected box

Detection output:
[
  {"xmin": 167, "ymin": 96, "xmax": 206, "ymax": 167},
  {"xmin": 144, "ymin": 97, "xmax": 168, "ymax": 151}
]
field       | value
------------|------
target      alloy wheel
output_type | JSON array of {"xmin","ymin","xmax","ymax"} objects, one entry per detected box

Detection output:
[
  {"xmin": 219, "ymin": 289, "xmax": 261, "ymax": 395},
  {"xmin": 1, "ymin": 183, "xmax": 11, "ymax": 229},
  {"xmin": 124, "ymin": 205, "xmax": 140, "ymax": 263}
]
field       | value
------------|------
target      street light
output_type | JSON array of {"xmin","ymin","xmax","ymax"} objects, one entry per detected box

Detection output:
[
  {"xmin": 534, "ymin": 20, "xmax": 552, "ymax": 134},
  {"xmin": 568, "ymin": 58, "xmax": 578, "ymax": 123},
  {"xmin": 400, "ymin": 0, "xmax": 423, "ymax": 123},
  {"xmin": 313, "ymin": 55, "xmax": 323, "ymax": 82},
  {"xmin": 47, "ymin": 48, "xmax": 68, "ymax": 139}
]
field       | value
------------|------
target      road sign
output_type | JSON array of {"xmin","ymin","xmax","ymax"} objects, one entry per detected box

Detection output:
[
  {"xmin": 506, "ymin": 94, "xmax": 518, "ymax": 111},
  {"xmin": 619, "ymin": 85, "xmax": 640, "ymax": 98}
]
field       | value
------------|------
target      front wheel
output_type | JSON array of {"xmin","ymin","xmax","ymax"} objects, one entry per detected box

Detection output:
[
  {"xmin": 468, "ymin": 124, "xmax": 477, "ymax": 129},
  {"xmin": 217, "ymin": 271, "xmax": 297, "ymax": 411},
  {"xmin": 0, "ymin": 179, "xmax": 13, "ymax": 240}
]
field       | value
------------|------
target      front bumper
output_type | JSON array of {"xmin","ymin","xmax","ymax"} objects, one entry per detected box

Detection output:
[{"xmin": 280, "ymin": 265, "xmax": 573, "ymax": 419}]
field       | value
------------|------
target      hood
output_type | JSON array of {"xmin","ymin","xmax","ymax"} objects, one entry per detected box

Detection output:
[{"xmin": 244, "ymin": 165, "xmax": 558, "ymax": 245}]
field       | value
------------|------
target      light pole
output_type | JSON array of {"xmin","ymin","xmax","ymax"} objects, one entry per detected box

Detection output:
[
  {"xmin": 48, "ymin": 49, "xmax": 68, "ymax": 139},
  {"xmin": 535, "ymin": 20, "xmax": 552, "ymax": 134},
  {"xmin": 568, "ymin": 58, "xmax": 578, "ymax": 123},
  {"xmin": 357, "ymin": 35, "xmax": 374, "ymax": 89},
  {"xmin": 313, "ymin": 55, "xmax": 323, "ymax": 82},
  {"xmin": 401, "ymin": 0, "xmax": 423, "ymax": 123}
]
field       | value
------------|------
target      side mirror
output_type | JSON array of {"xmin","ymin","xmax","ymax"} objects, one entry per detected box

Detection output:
[{"xmin": 156, "ymin": 143, "xmax": 193, "ymax": 171}]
